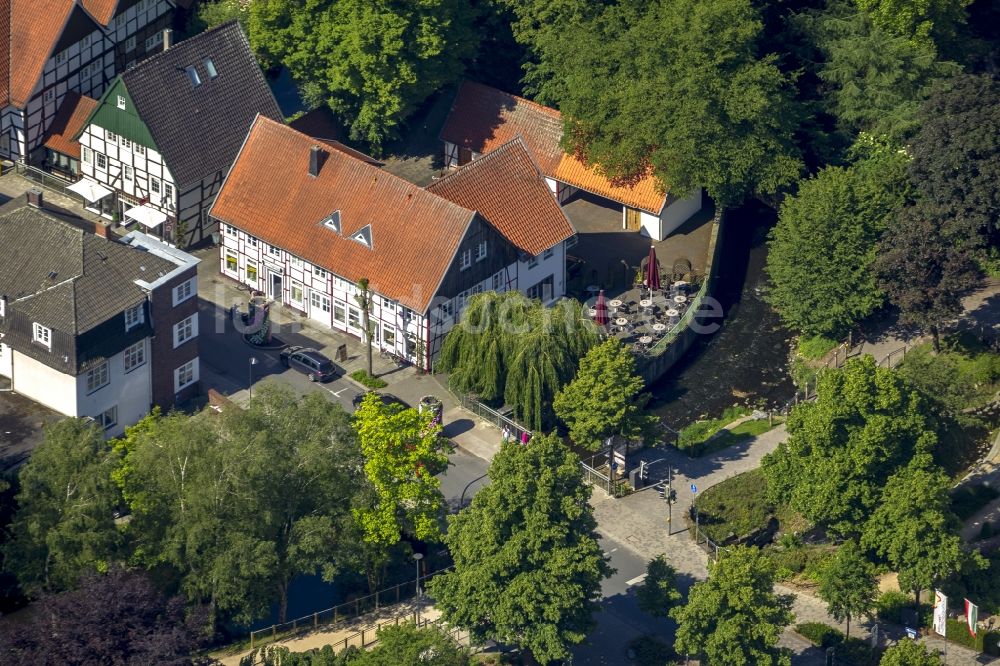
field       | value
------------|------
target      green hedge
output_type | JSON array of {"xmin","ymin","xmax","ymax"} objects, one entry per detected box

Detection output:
[
  {"xmin": 350, "ymin": 370, "xmax": 387, "ymax": 389},
  {"xmin": 795, "ymin": 622, "xmax": 842, "ymax": 648},
  {"xmin": 793, "ymin": 623, "xmax": 879, "ymax": 665},
  {"xmin": 692, "ymin": 469, "xmax": 773, "ymax": 542}
]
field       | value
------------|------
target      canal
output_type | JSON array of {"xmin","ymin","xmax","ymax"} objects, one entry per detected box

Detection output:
[{"xmin": 647, "ymin": 200, "xmax": 796, "ymax": 429}]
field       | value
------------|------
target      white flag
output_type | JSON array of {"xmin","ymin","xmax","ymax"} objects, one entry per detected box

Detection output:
[{"xmin": 933, "ymin": 590, "xmax": 948, "ymax": 637}]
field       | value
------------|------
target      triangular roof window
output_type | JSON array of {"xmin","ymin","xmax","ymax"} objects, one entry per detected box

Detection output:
[
  {"xmin": 351, "ymin": 225, "xmax": 372, "ymax": 249},
  {"xmin": 322, "ymin": 210, "xmax": 341, "ymax": 234}
]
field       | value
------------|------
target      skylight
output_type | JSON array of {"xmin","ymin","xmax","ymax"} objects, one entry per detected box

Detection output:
[
  {"xmin": 204, "ymin": 58, "xmax": 217, "ymax": 79},
  {"xmin": 322, "ymin": 211, "xmax": 341, "ymax": 234},
  {"xmin": 185, "ymin": 65, "xmax": 201, "ymax": 87},
  {"xmin": 351, "ymin": 225, "xmax": 372, "ymax": 249}
]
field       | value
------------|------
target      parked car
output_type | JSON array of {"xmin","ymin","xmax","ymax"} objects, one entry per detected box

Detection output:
[
  {"xmin": 279, "ymin": 346, "xmax": 339, "ymax": 382},
  {"xmin": 352, "ymin": 391, "xmax": 408, "ymax": 409}
]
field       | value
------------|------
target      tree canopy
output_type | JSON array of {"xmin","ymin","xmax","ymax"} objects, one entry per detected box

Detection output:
[
  {"xmin": 854, "ymin": 0, "xmax": 971, "ymax": 45},
  {"xmin": 879, "ymin": 638, "xmax": 944, "ymax": 665},
  {"xmin": 554, "ymin": 338, "xmax": 658, "ymax": 451},
  {"xmin": 3, "ymin": 419, "xmax": 123, "ymax": 594},
  {"xmin": 247, "ymin": 0, "xmax": 478, "ymax": 152},
  {"xmin": 766, "ymin": 137, "xmax": 910, "ymax": 337},
  {"xmin": 761, "ymin": 356, "xmax": 936, "ymax": 535},
  {"xmin": 816, "ymin": 540, "xmax": 877, "ymax": 639},
  {"xmin": 429, "ymin": 434, "xmax": 612, "ymax": 663},
  {"xmin": 671, "ymin": 545, "xmax": 793, "ymax": 666},
  {"xmin": 636, "ymin": 554, "xmax": 682, "ymax": 619},
  {"xmin": 0, "ymin": 567, "xmax": 208, "ymax": 665},
  {"xmin": 508, "ymin": 0, "xmax": 803, "ymax": 207}
]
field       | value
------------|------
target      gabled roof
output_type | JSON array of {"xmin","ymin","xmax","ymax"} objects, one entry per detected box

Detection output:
[
  {"xmin": 440, "ymin": 81, "xmax": 668, "ymax": 214},
  {"xmin": 427, "ymin": 137, "xmax": 575, "ymax": 256},
  {"xmin": 42, "ymin": 91, "xmax": 98, "ymax": 158},
  {"xmin": 0, "ymin": 200, "xmax": 177, "ymax": 334},
  {"xmin": 210, "ymin": 117, "xmax": 477, "ymax": 314},
  {"xmin": 3, "ymin": 0, "xmax": 80, "ymax": 108},
  {"xmin": 114, "ymin": 21, "xmax": 282, "ymax": 186},
  {"xmin": 79, "ymin": 0, "xmax": 117, "ymax": 25}
]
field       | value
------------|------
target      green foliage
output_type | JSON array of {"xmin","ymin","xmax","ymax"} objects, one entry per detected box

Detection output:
[
  {"xmin": 854, "ymin": 0, "xmax": 970, "ymax": 45},
  {"xmin": 797, "ymin": 335, "xmax": 839, "ymax": 361},
  {"xmin": 908, "ymin": 74, "xmax": 1000, "ymax": 252},
  {"xmin": 879, "ymin": 639, "xmax": 943, "ymax": 666},
  {"xmin": 874, "ymin": 590, "xmax": 914, "ymax": 623},
  {"xmin": 116, "ymin": 385, "xmax": 362, "ymax": 624},
  {"xmin": 816, "ymin": 540, "xmax": 877, "ymax": 638},
  {"xmin": 766, "ymin": 140, "xmax": 910, "ymax": 338},
  {"xmin": 671, "ymin": 546, "xmax": 794, "ymax": 666},
  {"xmin": 350, "ymin": 370, "xmax": 387, "ymax": 389},
  {"xmin": 429, "ymin": 434, "xmax": 612, "ymax": 664},
  {"xmin": 676, "ymin": 406, "xmax": 751, "ymax": 452},
  {"xmin": 4, "ymin": 419, "xmax": 123, "ymax": 594},
  {"xmin": 693, "ymin": 469, "xmax": 774, "ymax": 543},
  {"xmin": 194, "ymin": 0, "xmax": 250, "ymax": 32},
  {"xmin": 794, "ymin": 622, "xmax": 843, "ymax": 648},
  {"xmin": 248, "ymin": 0, "xmax": 479, "ymax": 152},
  {"xmin": 861, "ymin": 456, "xmax": 983, "ymax": 597},
  {"xmin": 762, "ymin": 356, "xmax": 936, "ymax": 535},
  {"xmin": 793, "ymin": 623, "xmax": 880, "ymax": 664},
  {"xmin": 958, "ymin": 553, "xmax": 1000, "ymax": 614},
  {"xmin": 625, "ymin": 635, "xmax": 676, "ymax": 666},
  {"xmin": 554, "ymin": 338, "xmax": 658, "ymax": 451},
  {"xmin": 636, "ymin": 555, "xmax": 682, "ymax": 618},
  {"xmin": 353, "ymin": 392, "xmax": 449, "ymax": 548},
  {"xmin": 438, "ymin": 292, "xmax": 597, "ymax": 431},
  {"xmin": 951, "ymin": 484, "xmax": 1000, "ymax": 521},
  {"xmin": 799, "ymin": 2, "xmax": 960, "ymax": 141},
  {"xmin": 896, "ymin": 337, "xmax": 1000, "ymax": 414},
  {"xmin": 515, "ymin": 0, "xmax": 803, "ymax": 207},
  {"xmin": 766, "ymin": 543, "xmax": 835, "ymax": 583}
]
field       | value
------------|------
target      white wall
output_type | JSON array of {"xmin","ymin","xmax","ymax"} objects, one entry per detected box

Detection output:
[
  {"xmin": 640, "ymin": 190, "xmax": 703, "ymax": 240},
  {"xmin": 516, "ymin": 241, "xmax": 566, "ymax": 304},
  {"xmin": 11, "ymin": 350, "xmax": 79, "ymax": 416},
  {"xmin": 0, "ymin": 343, "xmax": 12, "ymax": 378}
]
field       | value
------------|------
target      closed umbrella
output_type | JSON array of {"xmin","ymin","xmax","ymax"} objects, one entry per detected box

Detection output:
[
  {"xmin": 646, "ymin": 245, "xmax": 661, "ymax": 296},
  {"xmin": 594, "ymin": 289, "xmax": 609, "ymax": 328}
]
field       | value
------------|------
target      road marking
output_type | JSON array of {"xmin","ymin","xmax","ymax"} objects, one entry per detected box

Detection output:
[
  {"xmin": 328, "ymin": 388, "xmax": 349, "ymax": 397},
  {"xmin": 625, "ymin": 573, "xmax": 648, "ymax": 587}
]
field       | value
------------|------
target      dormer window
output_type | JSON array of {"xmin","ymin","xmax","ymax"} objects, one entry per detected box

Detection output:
[
  {"xmin": 33, "ymin": 323, "xmax": 51, "ymax": 349},
  {"xmin": 124, "ymin": 303, "xmax": 144, "ymax": 330},
  {"xmin": 204, "ymin": 58, "xmax": 217, "ymax": 78},
  {"xmin": 185, "ymin": 66, "xmax": 201, "ymax": 87},
  {"xmin": 351, "ymin": 225, "xmax": 372, "ymax": 248},
  {"xmin": 322, "ymin": 211, "xmax": 341, "ymax": 234}
]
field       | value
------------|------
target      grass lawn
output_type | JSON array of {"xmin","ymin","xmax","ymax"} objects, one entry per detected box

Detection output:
[
  {"xmin": 676, "ymin": 407, "xmax": 781, "ymax": 456},
  {"xmin": 692, "ymin": 469, "xmax": 774, "ymax": 542}
]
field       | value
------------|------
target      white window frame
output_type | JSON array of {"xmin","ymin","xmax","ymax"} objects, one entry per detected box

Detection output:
[
  {"xmin": 174, "ymin": 360, "xmax": 199, "ymax": 392},
  {"xmin": 267, "ymin": 244, "xmax": 281, "ymax": 258},
  {"xmin": 172, "ymin": 278, "xmax": 195, "ymax": 306},
  {"xmin": 333, "ymin": 300, "xmax": 346, "ymax": 323},
  {"xmin": 460, "ymin": 249, "xmax": 472, "ymax": 270},
  {"xmin": 85, "ymin": 361, "xmax": 110, "ymax": 393},
  {"xmin": 384, "ymin": 325, "xmax": 396, "ymax": 348},
  {"xmin": 135, "ymin": 144, "xmax": 145, "ymax": 156},
  {"xmin": 117, "ymin": 94, "xmax": 126, "ymax": 109},
  {"xmin": 123, "ymin": 340, "xmax": 145, "ymax": 372},
  {"xmin": 247, "ymin": 236, "xmax": 258, "ymax": 248},
  {"xmin": 225, "ymin": 251, "xmax": 238, "ymax": 274},
  {"xmin": 246, "ymin": 259, "xmax": 258, "ymax": 283},
  {"xmin": 123, "ymin": 165, "xmax": 132, "ymax": 180},
  {"xmin": 97, "ymin": 405, "xmax": 118, "ymax": 431},
  {"xmin": 106, "ymin": 130, "xmax": 118, "ymax": 142},
  {"xmin": 124, "ymin": 303, "xmax": 144, "ymax": 330},
  {"xmin": 290, "ymin": 256, "xmax": 303, "ymax": 268},
  {"xmin": 82, "ymin": 146, "xmax": 92, "ymax": 164},
  {"xmin": 172, "ymin": 315, "xmax": 198, "ymax": 348},
  {"xmin": 348, "ymin": 307, "xmax": 361, "ymax": 329},
  {"xmin": 32, "ymin": 323, "xmax": 51, "ymax": 349},
  {"xmin": 120, "ymin": 136, "xmax": 131, "ymax": 149},
  {"xmin": 150, "ymin": 176, "xmax": 160, "ymax": 194},
  {"xmin": 55, "ymin": 51, "xmax": 66, "ymax": 65},
  {"xmin": 475, "ymin": 241, "xmax": 487, "ymax": 262},
  {"xmin": 163, "ymin": 182, "xmax": 173, "ymax": 200},
  {"xmin": 96, "ymin": 153, "xmax": 107, "ymax": 169},
  {"xmin": 313, "ymin": 265, "xmax": 328, "ymax": 279},
  {"xmin": 290, "ymin": 281, "xmax": 304, "ymax": 307}
]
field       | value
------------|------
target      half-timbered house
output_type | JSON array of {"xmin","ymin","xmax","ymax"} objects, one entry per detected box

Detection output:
[
  {"xmin": 75, "ymin": 21, "xmax": 282, "ymax": 246},
  {"xmin": 440, "ymin": 81, "xmax": 703, "ymax": 241},
  {"xmin": 0, "ymin": 191, "xmax": 200, "ymax": 437},
  {"xmin": 210, "ymin": 118, "xmax": 576, "ymax": 370},
  {"xmin": 0, "ymin": 0, "xmax": 176, "ymax": 164}
]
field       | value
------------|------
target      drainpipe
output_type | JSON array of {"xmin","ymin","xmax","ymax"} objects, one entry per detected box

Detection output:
[{"xmin": 425, "ymin": 315, "xmax": 431, "ymax": 374}]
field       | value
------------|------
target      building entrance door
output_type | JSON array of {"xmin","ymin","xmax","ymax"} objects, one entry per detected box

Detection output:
[
  {"xmin": 269, "ymin": 272, "xmax": 283, "ymax": 301},
  {"xmin": 625, "ymin": 207, "xmax": 642, "ymax": 231}
]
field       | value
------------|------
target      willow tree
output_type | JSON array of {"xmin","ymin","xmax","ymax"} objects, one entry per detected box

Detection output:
[{"xmin": 438, "ymin": 292, "xmax": 597, "ymax": 430}]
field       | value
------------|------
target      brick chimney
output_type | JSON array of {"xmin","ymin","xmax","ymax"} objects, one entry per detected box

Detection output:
[
  {"xmin": 309, "ymin": 145, "xmax": 323, "ymax": 177},
  {"xmin": 26, "ymin": 188, "xmax": 43, "ymax": 208},
  {"xmin": 93, "ymin": 222, "xmax": 109, "ymax": 238},
  {"xmin": 163, "ymin": 28, "xmax": 173, "ymax": 51}
]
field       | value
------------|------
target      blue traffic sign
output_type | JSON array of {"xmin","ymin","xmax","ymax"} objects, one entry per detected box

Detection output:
[{"xmin": 690, "ymin": 484, "xmax": 698, "ymax": 494}]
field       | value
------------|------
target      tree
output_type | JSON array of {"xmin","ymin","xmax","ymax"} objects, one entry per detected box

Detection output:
[
  {"xmin": 353, "ymin": 393, "xmax": 449, "ymax": 590},
  {"xmin": 879, "ymin": 638, "xmax": 944, "ymax": 666},
  {"xmin": 0, "ymin": 567, "xmax": 208, "ymax": 665},
  {"xmin": 861, "ymin": 456, "xmax": 981, "ymax": 610},
  {"xmin": 816, "ymin": 540, "xmax": 877, "ymax": 639},
  {"xmin": 355, "ymin": 277, "xmax": 374, "ymax": 378},
  {"xmin": 195, "ymin": 0, "xmax": 250, "ymax": 31},
  {"xmin": 761, "ymin": 356, "xmax": 937, "ymax": 535},
  {"xmin": 517, "ymin": 0, "xmax": 803, "ymax": 207},
  {"xmin": 429, "ymin": 435, "xmax": 612, "ymax": 663},
  {"xmin": 875, "ymin": 204, "xmax": 982, "ymax": 352},
  {"xmin": 116, "ymin": 387, "xmax": 362, "ymax": 624},
  {"xmin": 554, "ymin": 338, "xmax": 658, "ymax": 451},
  {"xmin": 908, "ymin": 74, "xmax": 1000, "ymax": 252},
  {"xmin": 854, "ymin": 0, "xmax": 971, "ymax": 45},
  {"xmin": 766, "ymin": 138, "xmax": 910, "ymax": 337},
  {"xmin": 671, "ymin": 545, "xmax": 793, "ymax": 666},
  {"xmin": 636, "ymin": 554, "xmax": 682, "ymax": 619},
  {"xmin": 4, "ymin": 419, "xmax": 123, "ymax": 594},
  {"xmin": 248, "ymin": 0, "xmax": 479, "ymax": 152},
  {"xmin": 438, "ymin": 292, "xmax": 597, "ymax": 431},
  {"xmin": 798, "ymin": 2, "xmax": 960, "ymax": 142}
]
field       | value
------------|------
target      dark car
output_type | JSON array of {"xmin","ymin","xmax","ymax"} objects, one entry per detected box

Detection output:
[
  {"xmin": 352, "ymin": 391, "xmax": 408, "ymax": 409},
  {"xmin": 279, "ymin": 346, "xmax": 339, "ymax": 382}
]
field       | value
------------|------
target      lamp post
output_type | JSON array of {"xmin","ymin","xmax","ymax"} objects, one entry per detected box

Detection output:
[
  {"xmin": 249, "ymin": 356, "xmax": 257, "ymax": 399},
  {"xmin": 413, "ymin": 552, "xmax": 424, "ymax": 625}
]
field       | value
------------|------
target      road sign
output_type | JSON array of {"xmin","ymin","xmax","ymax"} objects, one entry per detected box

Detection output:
[
  {"xmin": 690, "ymin": 483, "xmax": 698, "ymax": 494},
  {"xmin": 905, "ymin": 627, "xmax": 917, "ymax": 640}
]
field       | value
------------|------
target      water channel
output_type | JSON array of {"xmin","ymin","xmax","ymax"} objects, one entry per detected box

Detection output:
[{"xmin": 647, "ymin": 201, "xmax": 796, "ymax": 429}]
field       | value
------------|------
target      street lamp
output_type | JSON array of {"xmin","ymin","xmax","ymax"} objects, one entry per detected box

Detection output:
[
  {"xmin": 249, "ymin": 356, "xmax": 258, "ymax": 399},
  {"xmin": 413, "ymin": 552, "xmax": 424, "ymax": 625}
]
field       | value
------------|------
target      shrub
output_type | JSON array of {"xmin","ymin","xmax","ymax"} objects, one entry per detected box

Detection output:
[
  {"xmin": 692, "ymin": 469, "xmax": 773, "ymax": 542},
  {"xmin": 798, "ymin": 335, "xmax": 839, "ymax": 360},
  {"xmin": 875, "ymin": 590, "xmax": 913, "ymax": 624},
  {"xmin": 795, "ymin": 622, "xmax": 843, "ymax": 648},
  {"xmin": 951, "ymin": 484, "xmax": 1000, "ymax": 521},
  {"xmin": 767, "ymin": 543, "xmax": 835, "ymax": 582},
  {"xmin": 350, "ymin": 370, "xmax": 387, "ymax": 389}
]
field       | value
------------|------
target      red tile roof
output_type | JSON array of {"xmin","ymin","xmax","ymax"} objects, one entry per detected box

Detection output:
[
  {"xmin": 440, "ymin": 81, "xmax": 668, "ymax": 214},
  {"xmin": 427, "ymin": 137, "xmax": 575, "ymax": 256},
  {"xmin": 80, "ymin": 0, "xmax": 116, "ymax": 24},
  {"xmin": 211, "ymin": 117, "xmax": 476, "ymax": 313},
  {"xmin": 42, "ymin": 91, "xmax": 97, "ymax": 158},
  {"xmin": 5, "ymin": 0, "xmax": 79, "ymax": 108}
]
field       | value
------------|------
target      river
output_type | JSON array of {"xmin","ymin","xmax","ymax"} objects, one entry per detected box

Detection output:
[{"xmin": 647, "ymin": 201, "xmax": 796, "ymax": 429}]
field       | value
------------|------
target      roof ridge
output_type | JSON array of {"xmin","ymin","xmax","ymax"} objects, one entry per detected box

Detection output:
[
  {"xmin": 427, "ymin": 135, "xmax": 540, "ymax": 190},
  {"xmin": 464, "ymin": 80, "xmax": 563, "ymax": 119},
  {"xmin": 122, "ymin": 19, "xmax": 239, "ymax": 76}
]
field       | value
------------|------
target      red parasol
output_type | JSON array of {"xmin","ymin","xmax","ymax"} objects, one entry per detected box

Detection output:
[
  {"xmin": 646, "ymin": 245, "xmax": 661, "ymax": 293},
  {"xmin": 594, "ymin": 289, "xmax": 609, "ymax": 327}
]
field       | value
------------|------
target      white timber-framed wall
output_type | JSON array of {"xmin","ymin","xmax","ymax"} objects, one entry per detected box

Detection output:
[
  {"xmin": 634, "ymin": 190, "xmax": 704, "ymax": 241},
  {"xmin": 1, "ymin": 0, "xmax": 174, "ymax": 163}
]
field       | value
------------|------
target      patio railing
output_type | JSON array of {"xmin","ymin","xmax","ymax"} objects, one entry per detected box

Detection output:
[{"xmin": 12, "ymin": 163, "xmax": 87, "ymax": 205}]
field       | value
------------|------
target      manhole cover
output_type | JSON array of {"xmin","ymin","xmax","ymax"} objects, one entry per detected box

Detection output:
[{"xmin": 626, "ymin": 535, "xmax": 640, "ymax": 544}]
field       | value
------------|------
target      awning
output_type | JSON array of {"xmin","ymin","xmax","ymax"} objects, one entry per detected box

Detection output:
[
  {"xmin": 124, "ymin": 204, "xmax": 167, "ymax": 229},
  {"xmin": 66, "ymin": 178, "xmax": 113, "ymax": 203}
]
